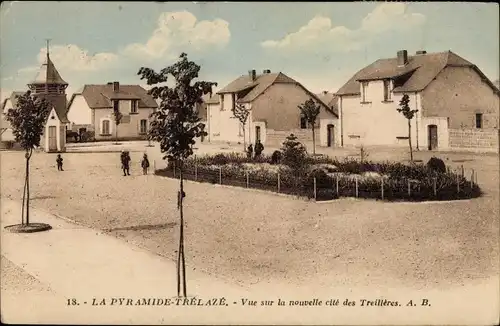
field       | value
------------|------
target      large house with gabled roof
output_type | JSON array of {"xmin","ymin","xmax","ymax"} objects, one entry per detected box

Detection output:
[
  {"xmin": 205, "ymin": 70, "xmax": 339, "ymax": 148},
  {"xmin": 335, "ymin": 49, "xmax": 499, "ymax": 152},
  {"xmin": 66, "ymin": 82, "xmax": 158, "ymax": 141}
]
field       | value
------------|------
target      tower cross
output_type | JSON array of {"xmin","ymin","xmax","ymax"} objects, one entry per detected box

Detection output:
[{"xmin": 46, "ymin": 38, "xmax": 51, "ymax": 58}]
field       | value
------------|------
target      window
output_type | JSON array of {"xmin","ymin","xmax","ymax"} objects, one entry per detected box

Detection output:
[
  {"xmin": 101, "ymin": 120, "xmax": 110, "ymax": 135},
  {"xmin": 113, "ymin": 100, "xmax": 119, "ymax": 111},
  {"xmin": 300, "ymin": 115, "xmax": 307, "ymax": 129},
  {"xmin": 475, "ymin": 113, "xmax": 483, "ymax": 129},
  {"xmin": 220, "ymin": 95, "xmax": 225, "ymax": 111},
  {"xmin": 361, "ymin": 82, "xmax": 369, "ymax": 102},
  {"xmin": 139, "ymin": 119, "xmax": 148, "ymax": 134},
  {"xmin": 383, "ymin": 80, "xmax": 391, "ymax": 101},
  {"xmin": 131, "ymin": 100, "xmax": 138, "ymax": 114}
]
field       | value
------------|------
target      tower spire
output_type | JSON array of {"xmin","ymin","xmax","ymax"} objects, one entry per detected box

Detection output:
[{"xmin": 46, "ymin": 38, "xmax": 51, "ymax": 61}]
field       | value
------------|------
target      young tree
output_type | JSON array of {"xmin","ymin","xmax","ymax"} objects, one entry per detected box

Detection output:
[
  {"xmin": 298, "ymin": 99, "xmax": 321, "ymax": 155},
  {"xmin": 233, "ymin": 103, "xmax": 250, "ymax": 152},
  {"xmin": 5, "ymin": 91, "xmax": 51, "ymax": 226},
  {"xmin": 138, "ymin": 53, "xmax": 215, "ymax": 298},
  {"xmin": 397, "ymin": 94, "xmax": 418, "ymax": 162},
  {"xmin": 112, "ymin": 105, "xmax": 123, "ymax": 144}
]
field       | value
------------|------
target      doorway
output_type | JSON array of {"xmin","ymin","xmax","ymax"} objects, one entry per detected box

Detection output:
[
  {"xmin": 327, "ymin": 124, "xmax": 335, "ymax": 147},
  {"xmin": 255, "ymin": 126, "xmax": 261, "ymax": 143},
  {"xmin": 428, "ymin": 125, "xmax": 438, "ymax": 150},
  {"xmin": 48, "ymin": 126, "xmax": 57, "ymax": 151}
]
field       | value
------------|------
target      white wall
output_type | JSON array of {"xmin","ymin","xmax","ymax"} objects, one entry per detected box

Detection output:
[
  {"xmin": 319, "ymin": 118, "xmax": 340, "ymax": 147},
  {"xmin": 339, "ymin": 81, "xmax": 421, "ymax": 147},
  {"xmin": 44, "ymin": 107, "xmax": 63, "ymax": 152},
  {"xmin": 420, "ymin": 117, "xmax": 450, "ymax": 150},
  {"xmin": 67, "ymin": 95, "xmax": 92, "ymax": 125},
  {"xmin": 208, "ymin": 95, "xmax": 248, "ymax": 143}
]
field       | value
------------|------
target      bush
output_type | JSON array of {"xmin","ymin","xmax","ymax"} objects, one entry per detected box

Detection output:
[
  {"xmin": 212, "ymin": 153, "xmax": 230, "ymax": 165},
  {"xmin": 427, "ymin": 157, "xmax": 446, "ymax": 173},
  {"xmin": 271, "ymin": 150, "xmax": 282, "ymax": 165},
  {"xmin": 80, "ymin": 130, "xmax": 95, "ymax": 142},
  {"xmin": 281, "ymin": 134, "xmax": 308, "ymax": 171}
]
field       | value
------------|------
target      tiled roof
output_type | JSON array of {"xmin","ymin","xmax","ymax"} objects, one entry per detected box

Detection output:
[
  {"xmin": 335, "ymin": 51, "xmax": 497, "ymax": 96},
  {"xmin": 217, "ymin": 72, "xmax": 337, "ymax": 117},
  {"xmin": 203, "ymin": 93, "xmax": 220, "ymax": 104},
  {"xmin": 31, "ymin": 56, "xmax": 68, "ymax": 85},
  {"xmin": 69, "ymin": 84, "xmax": 158, "ymax": 109},
  {"xmin": 316, "ymin": 92, "xmax": 339, "ymax": 116}
]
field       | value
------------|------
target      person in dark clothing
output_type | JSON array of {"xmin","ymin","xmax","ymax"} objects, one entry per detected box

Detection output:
[
  {"xmin": 121, "ymin": 151, "xmax": 131, "ymax": 176},
  {"xmin": 141, "ymin": 153, "xmax": 150, "ymax": 175},
  {"xmin": 247, "ymin": 144, "xmax": 253, "ymax": 159},
  {"xmin": 56, "ymin": 154, "xmax": 64, "ymax": 171},
  {"xmin": 254, "ymin": 140, "xmax": 264, "ymax": 158}
]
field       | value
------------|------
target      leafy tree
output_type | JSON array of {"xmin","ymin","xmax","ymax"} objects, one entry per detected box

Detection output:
[
  {"xmin": 138, "ymin": 53, "xmax": 215, "ymax": 298},
  {"xmin": 397, "ymin": 94, "xmax": 418, "ymax": 162},
  {"xmin": 4, "ymin": 91, "xmax": 51, "ymax": 225},
  {"xmin": 281, "ymin": 133, "xmax": 308, "ymax": 171},
  {"xmin": 233, "ymin": 103, "xmax": 250, "ymax": 152},
  {"xmin": 112, "ymin": 104, "xmax": 123, "ymax": 144},
  {"xmin": 298, "ymin": 99, "xmax": 321, "ymax": 155}
]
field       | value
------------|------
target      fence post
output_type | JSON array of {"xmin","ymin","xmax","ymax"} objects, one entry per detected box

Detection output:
[
  {"xmin": 461, "ymin": 165, "xmax": 464, "ymax": 177},
  {"xmin": 314, "ymin": 177, "xmax": 317, "ymax": 201},
  {"xmin": 355, "ymin": 176, "xmax": 358, "ymax": 198},
  {"xmin": 219, "ymin": 167, "xmax": 222, "ymax": 185},
  {"xmin": 381, "ymin": 178, "xmax": 384, "ymax": 200},
  {"xmin": 471, "ymin": 169, "xmax": 475, "ymax": 184},
  {"xmin": 246, "ymin": 170, "xmax": 249, "ymax": 188},
  {"xmin": 457, "ymin": 173, "xmax": 460, "ymax": 193},
  {"xmin": 408, "ymin": 179, "xmax": 411, "ymax": 197},
  {"xmin": 277, "ymin": 172, "xmax": 281, "ymax": 193},
  {"xmin": 433, "ymin": 177, "xmax": 437, "ymax": 197},
  {"xmin": 153, "ymin": 159, "xmax": 156, "ymax": 171},
  {"xmin": 173, "ymin": 161, "xmax": 176, "ymax": 178},
  {"xmin": 336, "ymin": 175, "xmax": 339, "ymax": 197},
  {"xmin": 195, "ymin": 161, "xmax": 198, "ymax": 181},
  {"xmin": 475, "ymin": 171, "xmax": 478, "ymax": 185}
]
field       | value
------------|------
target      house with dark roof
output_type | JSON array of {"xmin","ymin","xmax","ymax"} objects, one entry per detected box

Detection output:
[
  {"xmin": 1, "ymin": 48, "xmax": 70, "ymax": 152},
  {"xmin": 335, "ymin": 49, "xmax": 499, "ymax": 152},
  {"xmin": 206, "ymin": 69, "xmax": 339, "ymax": 148},
  {"xmin": 66, "ymin": 82, "xmax": 158, "ymax": 141}
]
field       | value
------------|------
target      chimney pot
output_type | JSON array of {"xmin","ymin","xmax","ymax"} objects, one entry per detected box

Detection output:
[
  {"xmin": 416, "ymin": 50, "xmax": 427, "ymax": 55},
  {"xmin": 397, "ymin": 50, "xmax": 408, "ymax": 66},
  {"xmin": 249, "ymin": 70, "xmax": 256, "ymax": 81},
  {"xmin": 113, "ymin": 81, "xmax": 119, "ymax": 92},
  {"xmin": 263, "ymin": 69, "xmax": 271, "ymax": 74}
]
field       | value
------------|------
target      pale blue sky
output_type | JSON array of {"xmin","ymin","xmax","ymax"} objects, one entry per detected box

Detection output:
[{"xmin": 1, "ymin": 1, "xmax": 498, "ymax": 100}]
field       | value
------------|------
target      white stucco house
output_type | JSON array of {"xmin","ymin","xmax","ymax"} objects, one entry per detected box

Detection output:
[
  {"xmin": 335, "ymin": 49, "xmax": 499, "ymax": 152},
  {"xmin": 204, "ymin": 69, "xmax": 339, "ymax": 149},
  {"xmin": 66, "ymin": 82, "xmax": 158, "ymax": 141}
]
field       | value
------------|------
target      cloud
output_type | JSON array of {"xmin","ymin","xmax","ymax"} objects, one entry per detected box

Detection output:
[
  {"xmin": 13, "ymin": 11, "xmax": 230, "ymax": 85},
  {"xmin": 122, "ymin": 11, "xmax": 230, "ymax": 60},
  {"xmin": 261, "ymin": 3, "xmax": 425, "ymax": 52}
]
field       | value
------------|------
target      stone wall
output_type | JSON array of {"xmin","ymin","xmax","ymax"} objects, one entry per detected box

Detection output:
[
  {"xmin": 449, "ymin": 128, "xmax": 499, "ymax": 152},
  {"xmin": 265, "ymin": 128, "xmax": 319, "ymax": 149}
]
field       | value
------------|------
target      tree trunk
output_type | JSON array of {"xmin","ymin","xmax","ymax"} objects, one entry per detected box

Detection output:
[
  {"xmin": 311, "ymin": 124, "xmax": 316, "ymax": 156},
  {"xmin": 115, "ymin": 125, "xmax": 119, "ymax": 145},
  {"xmin": 25, "ymin": 152, "xmax": 31, "ymax": 225},
  {"xmin": 408, "ymin": 119, "xmax": 413, "ymax": 162},
  {"xmin": 21, "ymin": 164, "xmax": 28, "ymax": 225},
  {"xmin": 242, "ymin": 125, "xmax": 246, "ymax": 153},
  {"xmin": 178, "ymin": 161, "xmax": 187, "ymax": 297}
]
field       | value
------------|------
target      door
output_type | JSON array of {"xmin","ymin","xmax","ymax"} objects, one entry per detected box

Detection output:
[
  {"xmin": 48, "ymin": 126, "xmax": 57, "ymax": 151},
  {"xmin": 255, "ymin": 126, "xmax": 261, "ymax": 143},
  {"xmin": 428, "ymin": 125, "xmax": 438, "ymax": 150},
  {"xmin": 327, "ymin": 124, "xmax": 335, "ymax": 147}
]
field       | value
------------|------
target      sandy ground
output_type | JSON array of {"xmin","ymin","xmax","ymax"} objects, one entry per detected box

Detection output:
[{"xmin": 1, "ymin": 142, "xmax": 499, "ymax": 294}]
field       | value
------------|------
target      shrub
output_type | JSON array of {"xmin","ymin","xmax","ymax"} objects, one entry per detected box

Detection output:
[
  {"xmin": 281, "ymin": 134, "xmax": 308, "ymax": 171},
  {"xmin": 212, "ymin": 153, "xmax": 230, "ymax": 165},
  {"xmin": 427, "ymin": 157, "xmax": 446, "ymax": 173},
  {"xmin": 271, "ymin": 150, "xmax": 282, "ymax": 165}
]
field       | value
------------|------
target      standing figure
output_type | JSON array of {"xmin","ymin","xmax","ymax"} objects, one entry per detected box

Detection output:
[
  {"xmin": 141, "ymin": 153, "xmax": 150, "ymax": 175},
  {"xmin": 254, "ymin": 140, "xmax": 264, "ymax": 158},
  {"xmin": 56, "ymin": 154, "xmax": 64, "ymax": 171},
  {"xmin": 121, "ymin": 150, "xmax": 131, "ymax": 176},
  {"xmin": 247, "ymin": 144, "xmax": 253, "ymax": 159}
]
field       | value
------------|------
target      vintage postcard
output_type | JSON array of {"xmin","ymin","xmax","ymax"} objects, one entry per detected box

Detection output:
[{"xmin": 1, "ymin": 1, "xmax": 499, "ymax": 325}]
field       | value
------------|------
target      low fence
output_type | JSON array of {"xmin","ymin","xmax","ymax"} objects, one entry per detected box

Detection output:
[{"xmin": 154, "ymin": 160, "xmax": 481, "ymax": 202}]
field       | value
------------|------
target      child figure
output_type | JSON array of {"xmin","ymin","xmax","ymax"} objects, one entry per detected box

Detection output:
[
  {"xmin": 56, "ymin": 154, "xmax": 64, "ymax": 171},
  {"xmin": 141, "ymin": 153, "xmax": 150, "ymax": 175},
  {"xmin": 121, "ymin": 151, "xmax": 131, "ymax": 176}
]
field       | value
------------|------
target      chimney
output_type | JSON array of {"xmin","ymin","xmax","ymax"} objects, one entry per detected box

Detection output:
[
  {"xmin": 323, "ymin": 90, "xmax": 328, "ymax": 95},
  {"xmin": 249, "ymin": 70, "xmax": 256, "ymax": 81},
  {"xmin": 416, "ymin": 50, "xmax": 427, "ymax": 55},
  {"xmin": 113, "ymin": 81, "xmax": 119, "ymax": 92},
  {"xmin": 262, "ymin": 69, "xmax": 271, "ymax": 74},
  {"xmin": 397, "ymin": 50, "xmax": 408, "ymax": 67}
]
